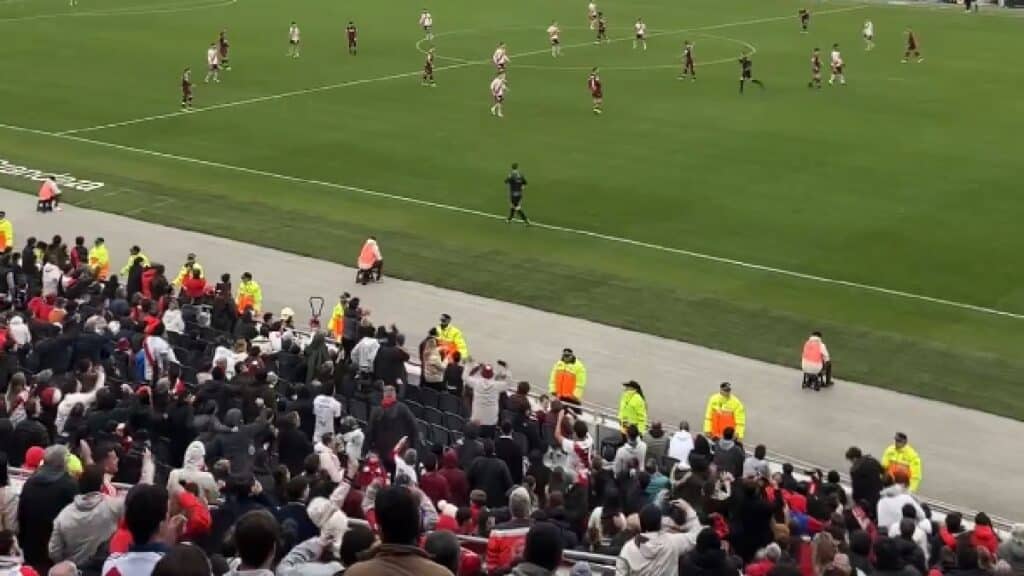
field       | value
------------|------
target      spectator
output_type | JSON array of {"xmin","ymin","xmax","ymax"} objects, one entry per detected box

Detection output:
[
  {"xmin": 11, "ymin": 400, "xmax": 49, "ymax": 468},
  {"xmin": 167, "ymin": 441, "xmax": 220, "ymax": 504},
  {"xmin": 617, "ymin": 503, "xmax": 701, "ymax": 576},
  {"xmin": 225, "ymin": 511, "xmax": 279, "ymax": 576},
  {"xmin": 0, "ymin": 530, "xmax": 38, "ymax": 576},
  {"xmin": 712, "ymin": 427, "xmax": 745, "ymax": 479},
  {"xmin": 846, "ymin": 447, "xmax": 885, "ymax": 516},
  {"xmin": 467, "ymin": 440, "xmax": 513, "ymax": 509},
  {"xmin": 439, "ymin": 449, "xmax": 469, "ymax": 507},
  {"xmin": 894, "ymin": 519, "xmax": 927, "ymax": 576},
  {"xmin": 644, "ymin": 422, "xmax": 668, "ymax": 462},
  {"xmin": 553, "ymin": 409, "xmax": 593, "ymax": 484},
  {"xmin": 374, "ymin": 328, "xmax": 409, "ymax": 391},
  {"xmin": 276, "ymin": 533, "xmax": 344, "ymax": 576},
  {"xmin": 743, "ymin": 444, "xmax": 770, "ymax": 479},
  {"xmin": 161, "ymin": 300, "xmax": 185, "ymax": 334},
  {"xmin": 366, "ymin": 386, "xmax": 418, "ymax": 470},
  {"xmin": 486, "ymin": 487, "xmax": 534, "ymax": 572},
  {"xmin": 876, "ymin": 473, "xmax": 925, "ymax": 532},
  {"xmin": 48, "ymin": 464, "xmax": 125, "ymax": 565},
  {"xmin": 419, "ymin": 453, "xmax": 451, "ymax": 505},
  {"xmin": 465, "ymin": 363, "xmax": 506, "ymax": 438},
  {"xmin": 151, "ymin": 545, "xmax": 211, "ymax": 576},
  {"xmin": 306, "ymin": 497, "xmax": 349, "ymax": 548},
  {"xmin": 276, "ymin": 412, "xmax": 314, "ymax": 478},
  {"xmin": 19, "ymin": 446, "xmax": 78, "ymax": 571},
  {"xmin": 613, "ymin": 425, "xmax": 647, "ymax": 478},
  {"xmin": 643, "ymin": 459, "xmax": 668, "ymax": 503},
  {"xmin": 970, "ymin": 513, "xmax": 999, "ymax": 556},
  {"xmin": 102, "ymin": 484, "xmax": 177, "ymax": 576},
  {"xmin": 442, "ymin": 351, "xmax": 464, "ymax": 397},
  {"xmin": 275, "ymin": 477, "xmax": 318, "ymax": 546},
  {"xmin": 424, "ymin": 530, "xmax": 461, "ymax": 575},
  {"xmin": 48, "ymin": 562, "xmax": 78, "ymax": 576},
  {"xmin": 746, "ymin": 543, "xmax": 782, "ymax": 576},
  {"xmin": 667, "ymin": 421, "xmax": 694, "ymax": 469},
  {"xmin": 312, "ymin": 382, "xmax": 342, "ymax": 443},
  {"xmin": 350, "ymin": 325, "xmax": 380, "ymax": 378},
  {"xmin": 207, "ymin": 408, "xmax": 271, "ymax": 477},
  {"xmin": 339, "ymin": 417, "xmax": 365, "ymax": 480},
  {"xmin": 344, "ymin": 486, "xmax": 452, "ymax": 576},
  {"xmin": 0, "ymin": 455, "xmax": 18, "ymax": 533},
  {"xmin": 506, "ymin": 381, "xmax": 532, "ymax": 423},
  {"xmin": 495, "ymin": 420, "xmax": 525, "ymax": 485},
  {"xmin": 510, "ymin": 522, "xmax": 564, "ymax": 576},
  {"xmin": 420, "ymin": 337, "xmax": 446, "ymax": 392},
  {"xmin": 456, "ymin": 423, "xmax": 484, "ymax": 471},
  {"xmin": 617, "ymin": 381, "xmax": 648, "ymax": 435},
  {"xmin": 679, "ymin": 528, "xmax": 739, "ymax": 576},
  {"xmin": 338, "ymin": 524, "xmax": 376, "ymax": 573},
  {"xmin": 848, "ymin": 530, "xmax": 874, "ymax": 576}
]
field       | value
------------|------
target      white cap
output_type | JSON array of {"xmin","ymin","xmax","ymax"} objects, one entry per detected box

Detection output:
[{"xmin": 280, "ymin": 307, "xmax": 295, "ymax": 320}]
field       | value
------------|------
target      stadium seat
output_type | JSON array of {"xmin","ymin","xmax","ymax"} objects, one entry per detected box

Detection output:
[
  {"xmin": 404, "ymin": 384, "xmax": 421, "ymax": 404},
  {"xmin": 419, "ymin": 386, "xmax": 440, "ymax": 409},
  {"xmin": 422, "ymin": 406, "xmax": 444, "ymax": 426},
  {"xmin": 348, "ymin": 397, "xmax": 369, "ymax": 423},
  {"xmin": 407, "ymin": 400, "xmax": 425, "ymax": 419},
  {"xmin": 443, "ymin": 413, "xmax": 465, "ymax": 431},
  {"xmin": 438, "ymin": 391, "xmax": 462, "ymax": 415},
  {"xmin": 416, "ymin": 419, "xmax": 430, "ymax": 444},
  {"xmin": 430, "ymin": 423, "xmax": 451, "ymax": 447},
  {"xmin": 450, "ymin": 430, "xmax": 464, "ymax": 445}
]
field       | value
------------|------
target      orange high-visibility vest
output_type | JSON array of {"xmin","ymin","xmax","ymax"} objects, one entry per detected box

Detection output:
[
  {"xmin": 328, "ymin": 303, "xmax": 345, "ymax": 339},
  {"xmin": 802, "ymin": 339, "xmax": 824, "ymax": 365},
  {"xmin": 358, "ymin": 241, "xmax": 378, "ymax": 270},
  {"xmin": 38, "ymin": 180, "xmax": 56, "ymax": 201}
]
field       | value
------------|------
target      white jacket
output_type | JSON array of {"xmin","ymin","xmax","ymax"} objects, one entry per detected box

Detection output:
[
  {"xmin": 350, "ymin": 337, "xmax": 380, "ymax": 373},
  {"xmin": 162, "ymin": 309, "xmax": 185, "ymax": 334},
  {"xmin": 7, "ymin": 317, "xmax": 30, "ymax": 347},
  {"xmin": 42, "ymin": 263, "xmax": 62, "ymax": 297},
  {"xmin": 617, "ymin": 529, "xmax": 700, "ymax": 576},
  {"xmin": 876, "ymin": 485, "xmax": 926, "ymax": 531},
  {"xmin": 667, "ymin": 431, "xmax": 694, "ymax": 468}
]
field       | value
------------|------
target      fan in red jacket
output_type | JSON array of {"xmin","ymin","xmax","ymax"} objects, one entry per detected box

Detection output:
[
  {"xmin": 485, "ymin": 487, "xmax": 533, "ymax": 572},
  {"xmin": 971, "ymin": 513, "xmax": 1000, "ymax": 555}
]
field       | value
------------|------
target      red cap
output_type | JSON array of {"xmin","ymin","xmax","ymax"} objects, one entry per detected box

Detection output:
[{"xmin": 24, "ymin": 446, "xmax": 45, "ymax": 471}]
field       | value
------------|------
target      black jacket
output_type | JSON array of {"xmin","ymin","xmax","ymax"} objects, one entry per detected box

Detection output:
[
  {"xmin": 373, "ymin": 345, "xmax": 409, "ymax": 388},
  {"xmin": 495, "ymin": 436, "xmax": 524, "ymax": 485},
  {"xmin": 277, "ymin": 424, "xmax": 314, "ymax": 476},
  {"xmin": 467, "ymin": 455, "xmax": 513, "ymax": 508},
  {"xmin": 366, "ymin": 402, "xmax": 418, "ymax": 460},
  {"xmin": 712, "ymin": 441, "xmax": 746, "ymax": 479},
  {"xmin": 10, "ymin": 417, "xmax": 50, "ymax": 467},
  {"xmin": 18, "ymin": 466, "xmax": 78, "ymax": 569},
  {"xmin": 207, "ymin": 421, "xmax": 271, "ymax": 475},
  {"xmin": 850, "ymin": 455, "xmax": 885, "ymax": 513},
  {"xmin": 275, "ymin": 501, "xmax": 319, "ymax": 547}
]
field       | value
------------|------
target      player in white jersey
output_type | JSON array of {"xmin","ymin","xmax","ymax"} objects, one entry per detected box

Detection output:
[
  {"xmin": 829, "ymin": 43, "xmax": 846, "ymax": 85},
  {"xmin": 204, "ymin": 43, "xmax": 221, "ymax": 83},
  {"xmin": 547, "ymin": 21, "xmax": 561, "ymax": 57},
  {"xmin": 587, "ymin": 1, "xmax": 598, "ymax": 29},
  {"xmin": 862, "ymin": 20, "xmax": 874, "ymax": 51},
  {"xmin": 634, "ymin": 19, "xmax": 648, "ymax": 51},
  {"xmin": 492, "ymin": 42, "xmax": 509, "ymax": 72},
  {"xmin": 490, "ymin": 72, "xmax": 508, "ymax": 118},
  {"xmin": 288, "ymin": 22, "xmax": 301, "ymax": 58},
  {"xmin": 420, "ymin": 9, "xmax": 434, "ymax": 41}
]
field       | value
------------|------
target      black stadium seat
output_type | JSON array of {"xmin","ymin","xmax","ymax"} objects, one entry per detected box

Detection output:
[
  {"xmin": 422, "ymin": 406, "xmax": 444, "ymax": 426},
  {"xmin": 419, "ymin": 386, "xmax": 440, "ymax": 409},
  {"xmin": 406, "ymin": 400, "xmax": 425, "ymax": 419},
  {"xmin": 348, "ymin": 397, "xmax": 369, "ymax": 423},
  {"xmin": 429, "ymin": 423, "xmax": 451, "ymax": 447},
  {"xmin": 443, "ymin": 413, "xmax": 465, "ymax": 432},
  {"xmin": 437, "ymin": 392, "xmax": 462, "ymax": 415}
]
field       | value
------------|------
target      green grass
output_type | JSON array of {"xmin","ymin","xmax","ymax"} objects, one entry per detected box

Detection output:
[{"xmin": 2, "ymin": 0, "xmax": 1023, "ymax": 417}]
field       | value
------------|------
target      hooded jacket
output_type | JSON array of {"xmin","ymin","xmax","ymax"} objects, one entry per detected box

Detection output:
[
  {"xmin": 167, "ymin": 441, "xmax": 220, "ymax": 503},
  {"xmin": 48, "ymin": 492, "xmax": 124, "ymax": 565},
  {"xmin": 712, "ymin": 439, "xmax": 745, "ymax": 479},
  {"xmin": 613, "ymin": 439, "xmax": 648, "ymax": 477},
  {"xmin": 343, "ymin": 544, "xmax": 453, "ymax": 576},
  {"xmin": 876, "ymin": 485, "xmax": 925, "ymax": 531},
  {"xmin": 439, "ymin": 450, "xmax": 469, "ymax": 506},
  {"xmin": 18, "ymin": 463, "xmax": 78, "ymax": 567},
  {"xmin": 366, "ymin": 400, "xmax": 418, "ymax": 461},
  {"xmin": 617, "ymin": 528, "xmax": 701, "ymax": 576},
  {"xmin": 275, "ymin": 537, "xmax": 344, "ymax": 576}
]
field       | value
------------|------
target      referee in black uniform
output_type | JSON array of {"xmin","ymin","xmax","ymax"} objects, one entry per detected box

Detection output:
[{"xmin": 505, "ymin": 163, "xmax": 530, "ymax": 225}]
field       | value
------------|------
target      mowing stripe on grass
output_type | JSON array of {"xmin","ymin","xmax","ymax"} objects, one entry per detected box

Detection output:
[
  {"xmin": 1, "ymin": 119, "xmax": 1021, "ymax": 321},
  {"xmin": 59, "ymin": 3, "xmax": 868, "ymax": 136}
]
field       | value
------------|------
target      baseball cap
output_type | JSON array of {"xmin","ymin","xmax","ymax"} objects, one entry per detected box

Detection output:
[
  {"xmin": 280, "ymin": 307, "xmax": 295, "ymax": 320},
  {"xmin": 24, "ymin": 446, "xmax": 45, "ymax": 471},
  {"xmin": 720, "ymin": 382, "xmax": 732, "ymax": 392}
]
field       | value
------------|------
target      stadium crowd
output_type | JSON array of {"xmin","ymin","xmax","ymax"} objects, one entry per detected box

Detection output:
[{"xmin": 0, "ymin": 226, "xmax": 1020, "ymax": 576}]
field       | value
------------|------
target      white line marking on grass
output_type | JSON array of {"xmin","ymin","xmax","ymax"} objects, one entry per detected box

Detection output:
[
  {"xmin": 57, "ymin": 61, "xmax": 477, "ymax": 135},
  {"xmin": 61, "ymin": 4, "xmax": 867, "ymax": 135},
  {"xmin": 0, "ymin": 0, "xmax": 236, "ymax": 24},
  {"xmin": 1, "ymin": 119, "xmax": 1020, "ymax": 321}
]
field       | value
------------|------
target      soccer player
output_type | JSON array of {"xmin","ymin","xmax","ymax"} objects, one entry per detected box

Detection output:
[
  {"xmin": 738, "ymin": 52, "xmax": 763, "ymax": 93},
  {"xmin": 829, "ymin": 43, "xmax": 846, "ymax": 85},
  {"xmin": 595, "ymin": 12, "xmax": 608, "ymax": 44},
  {"xmin": 634, "ymin": 18, "xmax": 647, "ymax": 51},
  {"xmin": 493, "ymin": 42, "xmax": 509, "ymax": 72},
  {"xmin": 422, "ymin": 47, "xmax": 436, "ymax": 86},
  {"xmin": 862, "ymin": 20, "xmax": 874, "ymax": 51},
  {"xmin": 587, "ymin": 1, "xmax": 598, "ymax": 29},
  {"xmin": 505, "ymin": 163, "xmax": 529, "ymax": 225},
  {"xmin": 347, "ymin": 21, "xmax": 358, "ymax": 55},
  {"xmin": 218, "ymin": 30, "xmax": 231, "ymax": 70},
  {"xmin": 809, "ymin": 47, "xmax": 822, "ymax": 89},
  {"xmin": 181, "ymin": 67, "xmax": 193, "ymax": 109},
  {"xmin": 288, "ymin": 22, "xmax": 301, "ymax": 58},
  {"xmin": 547, "ymin": 21, "xmax": 562, "ymax": 57},
  {"xmin": 490, "ymin": 71, "xmax": 508, "ymax": 117},
  {"xmin": 902, "ymin": 28, "xmax": 922, "ymax": 63},
  {"xmin": 204, "ymin": 43, "xmax": 221, "ymax": 83},
  {"xmin": 588, "ymin": 67, "xmax": 603, "ymax": 114},
  {"xmin": 799, "ymin": 9, "xmax": 810, "ymax": 33},
  {"xmin": 420, "ymin": 9, "xmax": 434, "ymax": 41},
  {"xmin": 680, "ymin": 40, "xmax": 696, "ymax": 80}
]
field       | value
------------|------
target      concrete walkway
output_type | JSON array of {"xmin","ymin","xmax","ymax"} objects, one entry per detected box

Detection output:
[{"xmin": 4, "ymin": 187, "xmax": 1021, "ymax": 519}]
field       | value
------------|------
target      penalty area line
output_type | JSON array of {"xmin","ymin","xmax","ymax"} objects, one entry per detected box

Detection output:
[{"xmin": 0, "ymin": 120, "xmax": 1020, "ymax": 322}]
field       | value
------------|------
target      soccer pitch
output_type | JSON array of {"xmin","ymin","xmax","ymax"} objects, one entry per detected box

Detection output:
[{"xmin": 1, "ymin": 0, "xmax": 1023, "ymax": 417}]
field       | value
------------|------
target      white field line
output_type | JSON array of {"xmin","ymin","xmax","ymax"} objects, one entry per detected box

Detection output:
[
  {"xmin": 0, "ymin": 0, "xmax": 236, "ymax": 24},
  {"xmin": 59, "ymin": 3, "xmax": 867, "ymax": 135},
  {"xmin": 0, "ymin": 120, "xmax": 1021, "ymax": 321}
]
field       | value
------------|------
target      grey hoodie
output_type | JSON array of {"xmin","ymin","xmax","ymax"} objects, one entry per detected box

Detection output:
[
  {"xmin": 275, "ymin": 538, "xmax": 344, "ymax": 576},
  {"xmin": 613, "ymin": 439, "xmax": 648, "ymax": 477},
  {"xmin": 48, "ymin": 492, "xmax": 124, "ymax": 565}
]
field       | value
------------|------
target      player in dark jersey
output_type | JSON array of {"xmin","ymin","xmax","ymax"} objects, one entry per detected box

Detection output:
[
  {"xmin": 588, "ymin": 67, "xmax": 603, "ymax": 114},
  {"xmin": 505, "ymin": 163, "xmax": 530, "ymax": 225},
  {"xmin": 808, "ymin": 47, "xmax": 822, "ymax": 89},
  {"xmin": 218, "ymin": 30, "xmax": 231, "ymax": 70},
  {"xmin": 738, "ymin": 52, "xmax": 764, "ymax": 93},
  {"xmin": 680, "ymin": 41, "xmax": 696, "ymax": 81},
  {"xmin": 799, "ymin": 9, "xmax": 810, "ymax": 33},
  {"xmin": 423, "ymin": 47, "xmax": 436, "ymax": 86},
  {"xmin": 181, "ymin": 67, "xmax": 193, "ymax": 110},
  {"xmin": 595, "ymin": 12, "xmax": 608, "ymax": 43},
  {"xmin": 346, "ymin": 21, "xmax": 358, "ymax": 55},
  {"xmin": 902, "ymin": 28, "xmax": 922, "ymax": 63}
]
